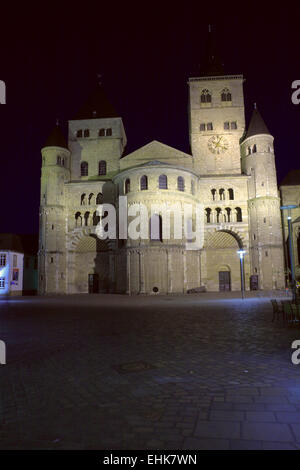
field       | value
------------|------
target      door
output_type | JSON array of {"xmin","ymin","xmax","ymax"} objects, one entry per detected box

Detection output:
[
  {"xmin": 219, "ymin": 271, "xmax": 231, "ymax": 291},
  {"xmin": 88, "ymin": 274, "xmax": 99, "ymax": 293}
]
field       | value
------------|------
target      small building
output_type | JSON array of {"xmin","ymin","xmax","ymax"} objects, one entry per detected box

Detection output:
[{"xmin": 0, "ymin": 234, "xmax": 38, "ymax": 296}]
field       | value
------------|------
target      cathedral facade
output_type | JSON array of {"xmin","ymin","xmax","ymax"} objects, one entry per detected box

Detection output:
[{"xmin": 38, "ymin": 71, "xmax": 286, "ymax": 295}]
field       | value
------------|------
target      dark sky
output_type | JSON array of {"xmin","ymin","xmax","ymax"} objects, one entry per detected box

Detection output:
[{"xmin": 0, "ymin": 5, "xmax": 299, "ymax": 234}]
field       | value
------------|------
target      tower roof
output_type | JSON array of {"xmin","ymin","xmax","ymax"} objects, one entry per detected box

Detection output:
[
  {"xmin": 199, "ymin": 25, "xmax": 225, "ymax": 77},
  {"xmin": 245, "ymin": 107, "xmax": 271, "ymax": 139},
  {"xmin": 44, "ymin": 123, "xmax": 68, "ymax": 149},
  {"xmin": 73, "ymin": 83, "xmax": 118, "ymax": 120}
]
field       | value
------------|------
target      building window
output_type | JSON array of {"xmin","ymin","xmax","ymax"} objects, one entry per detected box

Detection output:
[
  {"xmin": 13, "ymin": 254, "xmax": 17, "ymax": 267},
  {"xmin": 200, "ymin": 123, "xmax": 206, "ymax": 131},
  {"xmin": 0, "ymin": 278, "xmax": 5, "ymax": 289},
  {"xmin": 98, "ymin": 160, "xmax": 107, "ymax": 176},
  {"xmin": 224, "ymin": 121, "xmax": 230, "ymax": 130},
  {"xmin": 177, "ymin": 176, "xmax": 185, "ymax": 192},
  {"xmin": 88, "ymin": 193, "xmax": 94, "ymax": 205},
  {"xmin": 125, "ymin": 178, "xmax": 130, "ymax": 194},
  {"xmin": 140, "ymin": 175, "xmax": 148, "ymax": 190},
  {"xmin": 219, "ymin": 188, "xmax": 225, "ymax": 200},
  {"xmin": 263, "ymin": 217, "xmax": 266, "ymax": 223},
  {"xmin": 81, "ymin": 193, "xmax": 86, "ymax": 205},
  {"xmin": 93, "ymin": 211, "xmax": 100, "ymax": 226},
  {"xmin": 200, "ymin": 89, "xmax": 211, "ymax": 103},
  {"xmin": 228, "ymin": 188, "xmax": 234, "ymax": 200},
  {"xmin": 75, "ymin": 212, "xmax": 82, "ymax": 227},
  {"xmin": 80, "ymin": 161, "xmax": 88, "ymax": 176},
  {"xmin": 235, "ymin": 207, "xmax": 242, "ymax": 222},
  {"xmin": 99, "ymin": 128, "xmax": 105, "ymax": 136},
  {"xmin": 211, "ymin": 188, "xmax": 216, "ymax": 201},
  {"xmin": 205, "ymin": 208, "xmax": 211, "ymax": 223},
  {"xmin": 77, "ymin": 129, "xmax": 82, "ymax": 138},
  {"xmin": 159, "ymin": 174, "xmax": 168, "ymax": 189},
  {"xmin": 150, "ymin": 214, "xmax": 163, "ymax": 241},
  {"xmin": 221, "ymin": 88, "xmax": 232, "ymax": 101},
  {"xmin": 0, "ymin": 254, "xmax": 6, "ymax": 266},
  {"xmin": 96, "ymin": 192, "xmax": 103, "ymax": 204},
  {"xmin": 265, "ymin": 251, "xmax": 268, "ymax": 257},
  {"xmin": 106, "ymin": 128, "xmax": 112, "ymax": 136},
  {"xmin": 225, "ymin": 207, "xmax": 231, "ymax": 222},
  {"xmin": 57, "ymin": 155, "xmax": 61, "ymax": 165},
  {"xmin": 50, "ymin": 257, "xmax": 54, "ymax": 264},
  {"xmin": 84, "ymin": 212, "xmax": 90, "ymax": 226},
  {"xmin": 216, "ymin": 208, "xmax": 222, "ymax": 223},
  {"xmin": 84, "ymin": 129, "xmax": 89, "ymax": 138},
  {"xmin": 231, "ymin": 121, "xmax": 237, "ymax": 129},
  {"xmin": 252, "ymin": 144, "xmax": 257, "ymax": 153},
  {"xmin": 207, "ymin": 122, "xmax": 213, "ymax": 131}
]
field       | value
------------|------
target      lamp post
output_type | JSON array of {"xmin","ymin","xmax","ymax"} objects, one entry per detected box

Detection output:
[
  {"xmin": 237, "ymin": 250, "xmax": 246, "ymax": 299},
  {"xmin": 280, "ymin": 205, "xmax": 298, "ymax": 301}
]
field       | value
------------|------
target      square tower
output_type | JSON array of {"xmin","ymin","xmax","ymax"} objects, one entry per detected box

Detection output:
[{"xmin": 188, "ymin": 75, "xmax": 245, "ymax": 175}]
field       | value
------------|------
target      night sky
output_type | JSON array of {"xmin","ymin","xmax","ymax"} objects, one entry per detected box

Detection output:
[{"xmin": 0, "ymin": 5, "xmax": 299, "ymax": 235}]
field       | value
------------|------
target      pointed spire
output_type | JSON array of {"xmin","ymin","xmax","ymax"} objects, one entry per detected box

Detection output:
[
  {"xmin": 245, "ymin": 107, "xmax": 271, "ymax": 139},
  {"xmin": 44, "ymin": 120, "xmax": 67, "ymax": 149},
  {"xmin": 199, "ymin": 25, "xmax": 225, "ymax": 77},
  {"xmin": 73, "ymin": 77, "xmax": 118, "ymax": 120}
]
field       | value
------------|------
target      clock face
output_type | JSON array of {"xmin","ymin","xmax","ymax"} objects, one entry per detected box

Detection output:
[{"xmin": 208, "ymin": 135, "xmax": 229, "ymax": 154}]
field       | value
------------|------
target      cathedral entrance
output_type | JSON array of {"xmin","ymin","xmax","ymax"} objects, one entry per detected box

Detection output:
[
  {"xmin": 219, "ymin": 271, "xmax": 231, "ymax": 291},
  {"xmin": 88, "ymin": 273, "xmax": 99, "ymax": 293}
]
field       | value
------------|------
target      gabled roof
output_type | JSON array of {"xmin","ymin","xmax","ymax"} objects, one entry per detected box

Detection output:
[
  {"xmin": 44, "ymin": 124, "xmax": 68, "ymax": 149},
  {"xmin": 73, "ymin": 84, "xmax": 118, "ymax": 120},
  {"xmin": 244, "ymin": 108, "xmax": 271, "ymax": 139},
  {"xmin": 122, "ymin": 140, "xmax": 192, "ymax": 161}
]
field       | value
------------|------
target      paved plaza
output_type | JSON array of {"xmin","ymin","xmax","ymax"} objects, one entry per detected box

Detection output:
[{"xmin": 1, "ymin": 292, "xmax": 300, "ymax": 450}]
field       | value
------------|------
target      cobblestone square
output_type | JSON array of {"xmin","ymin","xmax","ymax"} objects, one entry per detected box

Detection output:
[{"xmin": 1, "ymin": 292, "xmax": 300, "ymax": 450}]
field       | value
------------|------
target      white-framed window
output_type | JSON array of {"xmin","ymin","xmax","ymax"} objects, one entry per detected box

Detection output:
[
  {"xmin": 0, "ymin": 278, "xmax": 5, "ymax": 289},
  {"xmin": 0, "ymin": 254, "xmax": 6, "ymax": 266}
]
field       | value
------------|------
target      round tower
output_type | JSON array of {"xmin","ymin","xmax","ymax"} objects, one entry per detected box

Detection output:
[
  {"xmin": 38, "ymin": 122, "xmax": 71, "ymax": 294},
  {"xmin": 241, "ymin": 106, "xmax": 285, "ymax": 289}
]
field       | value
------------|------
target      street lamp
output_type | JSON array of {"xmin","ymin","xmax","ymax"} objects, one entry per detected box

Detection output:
[
  {"xmin": 237, "ymin": 250, "xmax": 246, "ymax": 299},
  {"xmin": 280, "ymin": 204, "xmax": 298, "ymax": 301}
]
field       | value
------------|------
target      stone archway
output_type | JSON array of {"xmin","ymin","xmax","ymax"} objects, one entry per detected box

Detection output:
[
  {"xmin": 72, "ymin": 234, "xmax": 110, "ymax": 293},
  {"xmin": 204, "ymin": 230, "xmax": 243, "ymax": 291}
]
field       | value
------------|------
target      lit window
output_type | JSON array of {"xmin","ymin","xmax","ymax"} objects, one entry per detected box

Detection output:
[
  {"xmin": 200, "ymin": 89, "xmax": 212, "ymax": 103},
  {"xmin": 221, "ymin": 88, "xmax": 232, "ymax": 101},
  {"xmin": 177, "ymin": 176, "xmax": 185, "ymax": 192},
  {"xmin": 0, "ymin": 278, "xmax": 5, "ymax": 289},
  {"xmin": 140, "ymin": 175, "xmax": 148, "ymax": 190},
  {"xmin": 0, "ymin": 254, "xmax": 6, "ymax": 266}
]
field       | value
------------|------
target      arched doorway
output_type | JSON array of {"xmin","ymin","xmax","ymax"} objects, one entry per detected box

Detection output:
[
  {"xmin": 204, "ymin": 230, "xmax": 243, "ymax": 291},
  {"xmin": 74, "ymin": 235, "xmax": 109, "ymax": 293}
]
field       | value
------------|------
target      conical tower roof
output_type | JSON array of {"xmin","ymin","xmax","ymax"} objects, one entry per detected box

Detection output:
[
  {"xmin": 73, "ymin": 83, "xmax": 118, "ymax": 120},
  {"xmin": 245, "ymin": 106, "xmax": 271, "ymax": 139},
  {"xmin": 44, "ymin": 123, "xmax": 68, "ymax": 149}
]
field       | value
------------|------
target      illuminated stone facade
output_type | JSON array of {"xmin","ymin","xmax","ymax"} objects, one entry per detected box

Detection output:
[{"xmin": 38, "ymin": 73, "xmax": 285, "ymax": 294}]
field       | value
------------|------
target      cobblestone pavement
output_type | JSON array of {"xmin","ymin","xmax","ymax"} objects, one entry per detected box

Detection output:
[{"xmin": 1, "ymin": 292, "xmax": 300, "ymax": 450}]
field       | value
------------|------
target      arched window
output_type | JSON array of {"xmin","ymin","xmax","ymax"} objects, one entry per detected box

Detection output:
[
  {"xmin": 75, "ymin": 212, "xmax": 82, "ymax": 227},
  {"xmin": 225, "ymin": 207, "xmax": 231, "ymax": 222},
  {"xmin": 159, "ymin": 174, "xmax": 168, "ymax": 189},
  {"xmin": 191, "ymin": 180, "xmax": 195, "ymax": 195},
  {"xmin": 125, "ymin": 178, "xmax": 130, "ymax": 194},
  {"xmin": 216, "ymin": 208, "xmax": 222, "ymax": 223},
  {"xmin": 150, "ymin": 214, "xmax": 162, "ymax": 241},
  {"xmin": 88, "ymin": 193, "xmax": 94, "ymax": 205},
  {"xmin": 98, "ymin": 160, "xmax": 107, "ymax": 176},
  {"xmin": 205, "ymin": 208, "xmax": 212, "ymax": 223},
  {"xmin": 80, "ymin": 193, "xmax": 86, "ymax": 205},
  {"xmin": 221, "ymin": 88, "xmax": 232, "ymax": 101},
  {"xmin": 177, "ymin": 176, "xmax": 185, "ymax": 192},
  {"xmin": 211, "ymin": 189, "xmax": 216, "ymax": 201},
  {"xmin": 252, "ymin": 144, "xmax": 257, "ymax": 153},
  {"xmin": 228, "ymin": 188, "xmax": 234, "ymax": 200},
  {"xmin": 84, "ymin": 212, "xmax": 90, "ymax": 226},
  {"xmin": 200, "ymin": 89, "xmax": 211, "ymax": 103},
  {"xmin": 99, "ymin": 128, "xmax": 105, "ymax": 136},
  {"xmin": 93, "ymin": 211, "xmax": 100, "ymax": 226},
  {"xmin": 83, "ymin": 129, "xmax": 89, "ymax": 138},
  {"xmin": 248, "ymin": 146, "xmax": 252, "ymax": 155},
  {"xmin": 57, "ymin": 156, "xmax": 61, "ymax": 165},
  {"xmin": 235, "ymin": 207, "xmax": 242, "ymax": 222},
  {"xmin": 80, "ymin": 161, "xmax": 88, "ymax": 176},
  {"xmin": 77, "ymin": 129, "xmax": 82, "ymax": 138},
  {"xmin": 96, "ymin": 192, "xmax": 103, "ymax": 204},
  {"xmin": 219, "ymin": 188, "xmax": 225, "ymax": 200},
  {"xmin": 140, "ymin": 175, "xmax": 148, "ymax": 190},
  {"xmin": 106, "ymin": 128, "xmax": 112, "ymax": 136}
]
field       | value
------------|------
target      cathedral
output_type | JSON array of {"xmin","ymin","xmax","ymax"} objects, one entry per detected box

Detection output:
[{"xmin": 38, "ymin": 61, "xmax": 286, "ymax": 295}]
